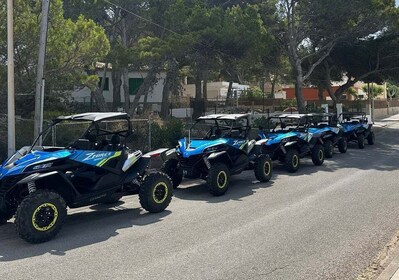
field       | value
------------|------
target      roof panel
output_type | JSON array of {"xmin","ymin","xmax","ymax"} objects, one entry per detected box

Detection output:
[{"xmin": 56, "ymin": 112, "xmax": 128, "ymax": 122}]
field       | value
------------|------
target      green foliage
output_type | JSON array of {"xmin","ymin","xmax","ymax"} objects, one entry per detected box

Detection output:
[
  {"xmin": 239, "ymin": 87, "xmax": 265, "ymax": 101},
  {"xmin": 0, "ymin": 0, "xmax": 109, "ymax": 116},
  {"xmin": 387, "ymin": 83, "xmax": 399, "ymax": 98},
  {"xmin": 151, "ymin": 118, "xmax": 184, "ymax": 149},
  {"xmin": 361, "ymin": 84, "xmax": 385, "ymax": 98}
]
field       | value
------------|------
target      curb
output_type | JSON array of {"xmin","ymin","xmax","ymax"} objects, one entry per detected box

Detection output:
[{"xmin": 377, "ymin": 247, "xmax": 399, "ymax": 280}]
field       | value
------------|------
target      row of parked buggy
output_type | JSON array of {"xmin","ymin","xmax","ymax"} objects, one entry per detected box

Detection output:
[{"xmin": 0, "ymin": 112, "xmax": 375, "ymax": 243}]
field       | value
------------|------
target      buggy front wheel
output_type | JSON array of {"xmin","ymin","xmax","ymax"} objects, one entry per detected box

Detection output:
[
  {"xmin": 311, "ymin": 145, "xmax": 324, "ymax": 166},
  {"xmin": 357, "ymin": 134, "xmax": 365, "ymax": 149},
  {"xmin": 139, "ymin": 172, "xmax": 173, "ymax": 213},
  {"xmin": 367, "ymin": 131, "xmax": 375, "ymax": 145},
  {"xmin": 15, "ymin": 190, "xmax": 67, "ymax": 243},
  {"xmin": 207, "ymin": 163, "xmax": 230, "ymax": 196},
  {"xmin": 338, "ymin": 138, "xmax": 347, "ymax": 153},
  {"xmin": 254, "ymin": 154, "xmax": 273, "ymax": 182},
  {"xmin": 324, "ymin": 140, "xmax": 334, "ymax": 158},
  {"xmin": 285, "ymin": 149, "xmax": 300, "ymax": 173}
]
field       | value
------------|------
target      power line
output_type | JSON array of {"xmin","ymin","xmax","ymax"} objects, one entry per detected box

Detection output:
[
  {"xmin": 102, "ymin": 0, "xmax": 235, "ymax": 59},
  {"xmin": 103, "ymin": 0, "xmax": 182, "ymax": 37}
]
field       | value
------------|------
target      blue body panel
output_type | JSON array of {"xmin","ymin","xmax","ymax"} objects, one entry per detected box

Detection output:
[
  {"xmin": 177, "ymin": 138, "xmax": 248, "ymax": 158},
  {"xmin": 340, "ymin": 123, "xmax": 368, "ymax": 133},
  {"xmin": 0, "ymin": 149, "xmax": 122, "ymax": 180},
  {"xmin": 308, "ymin": 126, "xmax": 340, "ymax": 136},
  {"xmin": 259, "ymin": 131, "xmax": 305, "ymax": 145},
  {"xmin": 0, "ymin": 150, "xmax": 71, "ymax": 180}
]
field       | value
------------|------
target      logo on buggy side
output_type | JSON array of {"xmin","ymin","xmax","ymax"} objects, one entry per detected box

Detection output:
[{"xmin": 83, "ymin": 152, "xmax": 113, "ymax": 162}]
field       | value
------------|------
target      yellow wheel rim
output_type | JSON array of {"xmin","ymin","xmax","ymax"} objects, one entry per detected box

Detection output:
[
  {"xmin": 292, "ymin": 155, "xmax": 299, "ymax": 167},
  {"xmin": 264, "ymin": 161, "xmax": 271, "ymax": 176},
  {"xmin": 217, "ymin": 171, "xmax": 227, "ymax": 189},
  {"xmin": 152, "ymin": 182, "xmax": 168, "ymax": 204},
  {"xmin": 32, "ymin": 203, "xmax": 58, "ymax": 232}
]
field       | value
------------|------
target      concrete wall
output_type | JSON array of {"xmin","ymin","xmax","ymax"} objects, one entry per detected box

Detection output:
[{"xmin": 373, "ymin": 106, "xmax": 399, "ymax": 119}]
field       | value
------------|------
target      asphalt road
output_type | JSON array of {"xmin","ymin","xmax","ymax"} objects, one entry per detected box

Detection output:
[{"xmin": 1, "ymin": 122, "xmax": 399, "ymax": 280}]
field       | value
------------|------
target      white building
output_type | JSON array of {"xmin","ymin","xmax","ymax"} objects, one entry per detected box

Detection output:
[
  {"xmin": 182, "ymin": 81, "xmax": 250, "ymax": 100},
  {"xmin": 71, "ymin": 68, "xmax": 166, "ymax": 112}
]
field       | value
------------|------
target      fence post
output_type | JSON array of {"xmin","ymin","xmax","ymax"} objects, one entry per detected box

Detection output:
[{"xmin": 148, "ymin": 116, "xmax": 152, "ymax": 151}]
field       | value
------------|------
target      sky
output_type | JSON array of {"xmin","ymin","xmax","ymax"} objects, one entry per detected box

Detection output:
[{"xmin": 397, "ymin": 0, "xmax": 399, "ymax": 7}]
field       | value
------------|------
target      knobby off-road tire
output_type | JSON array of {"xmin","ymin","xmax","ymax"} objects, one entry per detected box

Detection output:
[
  {"xmin": 338, "ymin": 138, "xmax": 347, "ymax": 153},
  {"xmin": 367, "ymin": 131, "xmax": 375, "ymax": 145},
  {"xmin": 357, "ymin": 134, "xmax": 365, "ymax": 149},
  {"xmin": 139, "ymin": 172, "xmax": 173, "ymax": 213},
  {"xmin": 254, "ymin": 154, "xmax": 273, "ymax": 182},
  {"xmin": 206, "ymin": 162, "xmax": 230, "ymax": 196},
  {"xmin": 311, "ymin": 144, "xmax": 324, "ymax": 166},
  {"xmin": 161, "ymin": 159, "xmax": 183, "ymax": 189},
  {"xmin": 324, "ymin": 140, "xmax": 334, "ymax": 159},
  {"xmin": 284, "ymin": 149, "xmax": 300, "ymax": 173},
  {"xmin": 15, "ymin": 190, "xmax": 67, "ymax": 244}
]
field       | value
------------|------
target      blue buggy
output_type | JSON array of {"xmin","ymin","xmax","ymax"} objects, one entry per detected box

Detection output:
[
  {"xmin": 255, "ymin": 114, "xmax": 325, "ymax": 173},
  {"xmin": 0, "ymin": 113, "xmax": 173, "ymax": 243},
  {"xmin": 338, "ymin": 112, "xmax": 375, "ymax": 149},
  {"xmin": 160, "ymin": 114, "xmax": 273, "ymax": 196},
  {"xmin": 307, "ymin": 113, "xmax": 348, "ymax": 157}
]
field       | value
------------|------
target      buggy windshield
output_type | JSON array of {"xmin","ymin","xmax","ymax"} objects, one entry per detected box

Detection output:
[{"xmin": 189, "ymin": 117, "xmax": 249, "ymax": 140}]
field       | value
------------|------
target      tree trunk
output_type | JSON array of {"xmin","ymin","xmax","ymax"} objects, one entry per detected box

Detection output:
[
  {"xmin": 160, "ymin": 58, "xmax": 178, "ymax": 119},
  {"xmin": 130, "ymin": 66, "xmax": 160, "ymax": 115},
  {"xmin": 121, "ymin": 16, "xmax": 130, "ymax": 113},
  {"xmin": 122, "ymin": 68, "xmax": 130, "ymax": 112},
  {"xmin": 227, "ymin": 80, "xmax": 233, "ymax": 99},
  {"xmin": 202, "ymin": 68, "xmax": 208, "ymax": 112},
  {"xmin": 192, "ymin": 71, "xmax": 203, "ymax": 119},
  {"xmin": 270, "ymin": 78, "xmax": 276, "ymax": 98},
  {"xmin": 318, "ymin": 87, "xmax": 324, "ymax": 101},
  {"xmin": 295, "ymin": 77, "xmax": 306, "ymax": 113},
  {"xmin": 112, "ymin": 69, "xmax": 122, "ymax": 110},
  {"xmin": 91, "ymin": 63, "xmax": 108, "ymax": 112}
]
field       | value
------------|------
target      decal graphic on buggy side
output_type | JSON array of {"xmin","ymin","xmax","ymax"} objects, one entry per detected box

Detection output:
[
  {"xmin": 303, "ymin": 133, "xmax": 313, "ymax": 143},
  {"xmin": 71, "ymin": 151, "xmax": 122, "ymax": 167},
  {"xmin": 83, "ymin": 152, "xmax": 114, "ymax": 162}
]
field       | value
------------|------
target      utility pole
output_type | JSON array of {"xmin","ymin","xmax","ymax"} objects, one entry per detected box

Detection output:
[
  {"xmin": 33, "ymin": 0, "xmax": 50, "ymax": 143},
  {"xmin": 7, "ymin": 0, "xmax": 15, "ymax": 157}
]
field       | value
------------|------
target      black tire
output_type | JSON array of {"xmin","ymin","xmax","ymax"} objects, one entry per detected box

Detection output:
[
  {"xmin": 0, "ymin": 217, "xmax": 7, "ymax": 225},
  {"xmin": 324, "ymin": 140, "xmax": 334, "ymax": 159},
  {"xmin": 311, "ymin": 144, "xmax": 324, "ymax": 166},
  {"xmin": 254, "ymin": 154, "xmax": 273, "ymax": 182},
  {"xmin": 15, "ymin": 190, "xmax": 67, "ymax": 244},
  {"xmin": 357, "ymin": 134, "xmax": 365, "ymax": 149},
  {"xmin": 206, "ymin": 162, "xmax": 230, "ymax": 196},
  {"xmin": 284, "ymin": 149, "xmax": 300, "ymax": 173},
  {"xmin": 367, "ymin": 131, "xmax": 375, "ymax": 145},
  {"xmin": 338, "ymin": 137, "xmax": 347, "ymax": 153},
  {"xmin": 139, "ymin": 172, "xmax": 173, "ymax": 213},
  {"xmin": 161, "ymin": 159, "xmax": 183, "ymax": 189}
]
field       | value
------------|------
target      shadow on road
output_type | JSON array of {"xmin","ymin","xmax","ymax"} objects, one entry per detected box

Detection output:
[
  {"xmin": 174, "ymin": 176, "xmax": 275, "ymax": 203},
  {"xmin": 0, "ymin": 203, "xmax": 171, "ymax": 262}
]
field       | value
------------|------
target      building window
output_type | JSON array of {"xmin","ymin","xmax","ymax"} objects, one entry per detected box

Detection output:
[
  {"xmin": 98, "ymin": 77, "xmax": 109, "ymax": 91},
  {"xmin": 129, "ymin": 78, "xmax": 144, "ymax": 95}
]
